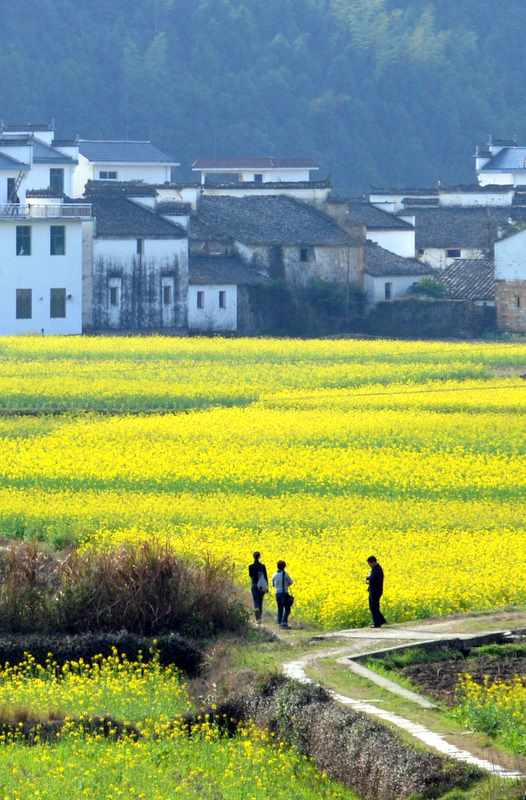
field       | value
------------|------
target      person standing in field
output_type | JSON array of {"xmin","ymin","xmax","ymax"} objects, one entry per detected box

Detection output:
[
  {"xmin": 248, "ymin": 551, "xmax": 268, "ymax": 623},
  {"xmin": 272, "ymin": 560, "xmax": 294, "ymax": 629},
  {"xmin": 366, "ymin": 555, "xmax": 387, "ymax": 628}
]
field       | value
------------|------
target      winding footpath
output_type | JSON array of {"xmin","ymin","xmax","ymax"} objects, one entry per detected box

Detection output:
[{"xmin": 282, "ymin": 612, "xmax": 526, "ymax": 781}]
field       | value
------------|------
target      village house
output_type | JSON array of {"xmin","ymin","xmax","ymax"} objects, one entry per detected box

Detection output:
[
  {"xmin": 0, "ymin": 123, "xmax": 78, "ymax": 201},
  {"xmin": 81, "ymin": 183, "xmax": 188, "ymax": 332},
  {"xmin": 192, "ymin": 157, "xmax": 319, "ymax": 185},
  {"xmin": 0, "ymin": 122, "xmax": 177, "ymax": 202},
  {"xmin": 0, "ymin": 189, "xmax": 91, "ymax": 335},
  {"xmin": 395, "ymin": 206, "xmax": 525, "ymax": 270},
  {"xmin": 324, "ymin": 195, "xmax": 416, "ymax": 258},
  {"xmin": 362, "ymin": 242, "xmax": 432, "ymax": 305},
  {"xmin": 188, "ymin": 254, "xmax": 269, "ymax": 334},
  {"xmin": 476, "ymin": 137, "xmax": 526, "ymax": 187},
  {"xmin": 190, "ymin": 194, "xmax": 362, "ymax": 288},
  {"xmin": 494, "ymin": 226, "xmax": 526, "ymax": 333},
  {"xmin": 73, "ymin": 140, "xmax": 177, "ymax": 197}
]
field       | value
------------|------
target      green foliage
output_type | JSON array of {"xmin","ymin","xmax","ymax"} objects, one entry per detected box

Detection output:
[
  {"xmin": 409, "ymin": 278, "xmax": 449, "ymax": 298},
  {"xmin": 368, "ymin": 645, "xmax": 465, "ymax": 671},
  {"xmin": 2, "ymin": 1, "xmax": 526, "ymax": 188}
]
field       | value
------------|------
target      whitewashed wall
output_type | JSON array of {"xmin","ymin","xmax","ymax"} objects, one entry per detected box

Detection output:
[
  {"xmin": 495, "ymin": 229, "xmax": 526, "ymax": 280},
  {"xmin": 367, "ymin": 229, "xmax": 415, "ymax": 258},
  {"xmin": 198, "ymin": 168, "xmax": 313, "ymax": 184},
  {"xmin": 22, "ymin": 164, "xmax": 76, "ymax": 197},
  {"xmin": 364, "ymin": 273, "xmax": 429, "ymax": 305},
  {"xmin": 90, "ymin": 235, "xmax": 188, "ymax": 331},
  {"xmin": 157, "ymin": 186, "xmax": 201, "ymax": 210},
  {"xmin": 188, "ymin": 284, "xmax": 237, "ymax": 331},
  {"xmin": 478, "ymin": 171, "xmax": 523, "ymax": 187},
  {"xmin": 71, "ymin": 159, "xmax": 173, "ymax": 198},
  {"xmin": 0, "ymin": 220, "xmax": 83, "ymax": 335},
  {"xmin": 439, "ymin": 190, "xmax": 514, "ymax": 207},
  {"xmin": 203, "ymin": 185, "xmax": 330, "ymax": 205},
  {"xmin": 418, "ymin": 247, "xmax": 485, "ymax": 270}
]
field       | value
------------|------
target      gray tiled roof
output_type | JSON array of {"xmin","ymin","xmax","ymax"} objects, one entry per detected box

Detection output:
[
  {"xmin": 0, "ymin": 152, "xmax": 29, "ymax": 170},
  {"xmin": 33, "ymin": 139, "xmax": 77, "ymax": 164},
  {"xmin": 157, "ymin": 201, "xmax": 192, "ymax": 215},
  {"xmin": 481, "ymin": 147, "xmax": 526, "ymax": 172},
  {"xmin": 79, "ymin": 140, "xmax": 176, "ymax": 164},
  {"xmin": 190, "ymin": 254, "xmax": 269, "ymax": 286},
  {"xmin": 328, "ymin": 197, "xmax": 414, "ymax": 229},
  {"xmin": 203, "ymin": 179, "xmax": 331, "ymax": 190},
  {"xmin": 364, "ymin": 242, "xmax": 432, "ymax": 277},
  {"xmin": 85, "ymin": 180, "xmax": 158, "ymax": 197},
  {"xmin": 400, "ymin": 207, "xmax": 526, "ymax": 250},
  {"xmin": 438, "ymin": 259, "xmax": 495, "ymax": 302},
  {"xmin": 192, "ymin": 196, "xmax": 353, "ymax": 246},
  {"xmin": 87, "ymin": 194, "xmax": 186, "ymax": 238}
]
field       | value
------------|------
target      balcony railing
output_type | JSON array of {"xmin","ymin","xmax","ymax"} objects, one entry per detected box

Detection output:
[{"xmin": 0, "ymin": 204, "xmax": 92, "ymax": 219}]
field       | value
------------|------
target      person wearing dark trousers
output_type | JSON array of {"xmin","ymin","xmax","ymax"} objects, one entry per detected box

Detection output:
[
  {"xmin": 272, "ymin": 560, "xmax": 294, "ymax": 628},
  {"xmin": 248, "ymin": 551, "xmax": 268, "ymax": 623},
  {"xmin": 366, "ymin": 555, "xmax": 387, "ymax": 628}
]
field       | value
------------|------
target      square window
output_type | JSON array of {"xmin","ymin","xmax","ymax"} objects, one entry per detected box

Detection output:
[
  {"xmin": 163, "ymin": 284, "xmax": 172, "ymax": 305},
  {"xmin": 219, "ymin": 290, "xmax": 226, "ymax": 309},
  {"xmin": 16, "ymin": 289, "xmax": 32, "ymax": 319},
  {"xmin": 384, "ymin": 282, "xmax": 392, "ymax": 301},
  {"xmin": 254, "ymin": 174, "xmax": 263, "ymax": 184},
  {"xmin": 16, "ymin": 226, "xmax": 31, "ymax": 256},
  {"xmin": 50, "ymin": 168, "xmax": 64, "ymax": 194},
  {"xmin": 50, "ymin": 288, "xmax": 66, "ymax": 319},
  {"xmin": 446, "ymin": 248, "xmax": 461, "ymax": 259},
  {"xmin": 197, "ymin": 290, "xmax": 205, "ymax": 310},
  {"xmin": 50, "ymin": 226, "xmax": 66, "ymax": 256}
]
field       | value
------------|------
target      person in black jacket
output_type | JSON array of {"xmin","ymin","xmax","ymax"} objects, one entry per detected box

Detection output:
[
  {"xmin": 366, "ymin": 555, "xmax": 387, "ymax": 628},
  {"xmin": 248, "ymin": 552, "xmax": 268, "ymax": 623}
]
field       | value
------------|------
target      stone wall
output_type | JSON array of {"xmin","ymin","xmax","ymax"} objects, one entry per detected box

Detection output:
[
  {"xmin": 496, "ymin": 279, "xmax": 526, "ymax": 333},
  {"xmin": 367, "ymin": 298, "xmax": 496, "ymax": 339}
]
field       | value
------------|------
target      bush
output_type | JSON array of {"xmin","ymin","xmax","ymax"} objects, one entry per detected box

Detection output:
[
  {"xmin": 0, "ymin": 542, "xmax": 248, "ymax": 641},
  {"xmin": 409, "ymin": 278, "xmax": 448, "ymax": 298}
]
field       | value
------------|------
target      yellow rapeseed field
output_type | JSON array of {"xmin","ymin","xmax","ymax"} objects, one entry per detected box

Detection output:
[{"xmin": 0, "ymin": 336, "xmax": 525, "ymax": 628}]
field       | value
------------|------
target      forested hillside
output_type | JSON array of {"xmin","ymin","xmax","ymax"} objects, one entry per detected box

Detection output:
[{"xmin": 2, "ymin": 0, "xmax": 526, "ymax": 189}]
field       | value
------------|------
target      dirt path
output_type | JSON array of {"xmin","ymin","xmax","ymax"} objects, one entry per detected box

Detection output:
[{"xmin": 282, "ymin": 610, "xmax": 526, "ymax": 781}]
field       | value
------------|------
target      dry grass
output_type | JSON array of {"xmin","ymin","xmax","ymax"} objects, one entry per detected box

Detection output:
[{"xmin": 0, "ymin": 542, "xmax": 248, "ymax": 638}]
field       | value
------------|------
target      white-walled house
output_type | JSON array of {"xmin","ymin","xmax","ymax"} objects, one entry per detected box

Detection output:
[
  {"xmin": 0, "ymin": 125, "xmax": 78, "ymax": 202},
  {"xmin": 83, "ymin": 186, "xmax": 188, "ymax": 332},
  {"xmin": 192, "ymin": 158, "xmax": 319, "ymax": 185},
  {"xmin": 396, "ymin": 206, "xmax": 523, "ymax": 270},
  {"xmin": 189, "ymin": 254, "xmax": 268, "ymax": 333},
  {"xmin": 494, "ymin": 226, "xmax": 526, "ymax": 332},
  {"xmin": 476, "ymin": 138, "xmax": 526, "ymax": 187},
  {"xmin": 73, "ymin": 141, "xmax": 178, "ymax": 197},
  {"xmin": 363, "ymin": 242, "xmax": 432, "ymax": 306},
  {"xmin": 324, "ymin": 196, "xmax": 416, "ymax": 258},
  {"xmin": 0, "ymin": 192, "xmax": 91, "ymax": 335}
]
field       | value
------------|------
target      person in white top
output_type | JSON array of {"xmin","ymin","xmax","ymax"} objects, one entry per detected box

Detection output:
[{"xmin": 272, "ymin": 560, "xmax": 294, "ymax": 628}]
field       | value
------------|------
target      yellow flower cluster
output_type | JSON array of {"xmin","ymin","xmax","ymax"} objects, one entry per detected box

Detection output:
[
  {"xmin": 0, "ymin": 653, "xmax": 354, "ymax": 799},
  {"xmin": 0, "ymin": 337, "xmax": 525, "ymax": 627},
  {"xmin": 0, "ymin": 651, "xmax": 191, "ymax": 728},
  {"xmin": 456, "ymin": 673, "xmax": 526, "ymax": 754}
]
